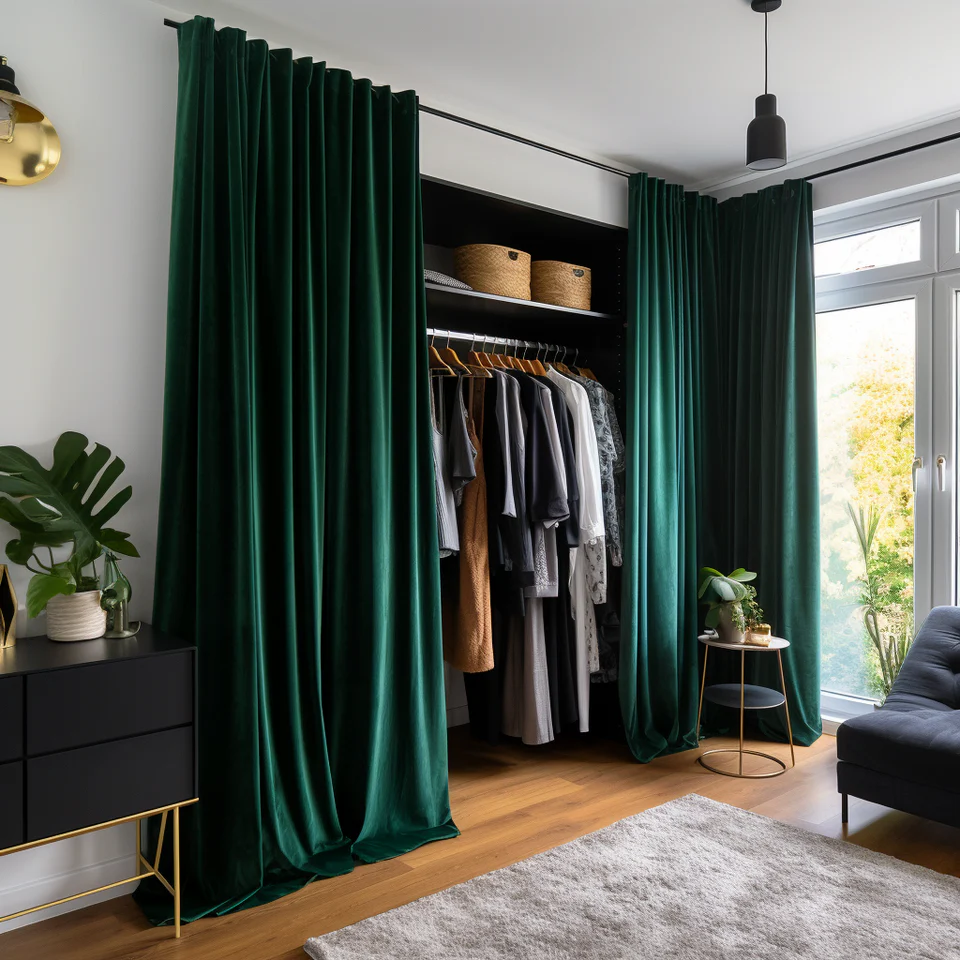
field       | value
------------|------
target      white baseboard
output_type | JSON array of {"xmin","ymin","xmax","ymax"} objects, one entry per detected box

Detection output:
[
  {"xmin": 0, "ymin": 847, "xmax": 138, "ymax": 935},
  {"xmin": 821, "ymin": 717, "xmax": 841, "ymax": 736}
]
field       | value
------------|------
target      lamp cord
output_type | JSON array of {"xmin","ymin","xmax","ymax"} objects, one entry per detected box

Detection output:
[{"xmin": 764, "ymin": 9, "xmax": 769, "ymax": 95}]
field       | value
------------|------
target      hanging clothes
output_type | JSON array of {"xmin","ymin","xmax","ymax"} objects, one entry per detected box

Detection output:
[
  {"xmin": 539, "ymin": 378, "xmax": 582, "ymax": 733},
  {"xmin": 546, "ymin": 367, "xmax": 605, "ymax": 733},
  {"xmin": 434, "ymin": 336, "xmax": 621, "ymax": 746},
  {"xmin": 569, "ymin": 373, "xmax": 623, "ymax": 568},
  {"xmin": 432, "ymin": 378, "xmax": 460, "ymax": 558},
  {"xmin": 443, "ymin": 378, "xmax": 494, "ymax": 673},
  {"xmin": 504, "ymin": 370, "xmax": 570, "ymax": 745},
  {"xmin": 447, "ymin": 375, "xmax": 477, "ymax": 504}
]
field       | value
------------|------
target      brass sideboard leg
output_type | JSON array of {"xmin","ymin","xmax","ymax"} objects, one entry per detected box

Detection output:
[
  {"xmin": 174, "ymin": 805, "xmax": 181, "ymax": 938},
  {"xmin": 134, "ymin": 817, "xmax": 141, "ymax": 877}
]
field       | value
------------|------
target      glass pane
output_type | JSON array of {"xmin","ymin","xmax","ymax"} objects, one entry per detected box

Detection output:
[
  {"xmin": 814, "ymin": 220, "xmax": 921, "ymax": 278},
  {"xmin": 817, "ymin": 299, "xmax": 915, "ymax": 699}
]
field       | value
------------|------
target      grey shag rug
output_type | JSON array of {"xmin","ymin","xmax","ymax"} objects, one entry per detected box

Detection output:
[{"xmin": 304, "ymin": 793, "xmax": 960, "ymax": 959}]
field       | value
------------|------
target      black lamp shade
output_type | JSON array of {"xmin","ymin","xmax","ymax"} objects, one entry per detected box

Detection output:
[{"xmin": 746, "ymin": 93, "xmax": 786, "ymax": 170}]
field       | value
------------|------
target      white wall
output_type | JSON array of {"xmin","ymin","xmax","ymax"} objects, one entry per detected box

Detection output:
[
  {"xmin": 0, "ymin": 0, "xmax": 179, "ymax": 933},
  {"xmin": 0, "ymin": 0, "xmax": 628, "ymax": 934}
]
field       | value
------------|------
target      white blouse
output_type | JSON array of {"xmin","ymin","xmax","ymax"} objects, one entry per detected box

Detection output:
[{"xmin": 545, "ymin": 368, "xmax": 605, "ymax": 545}]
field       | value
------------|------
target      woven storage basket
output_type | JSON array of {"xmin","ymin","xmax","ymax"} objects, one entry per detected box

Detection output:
[
  {"xmin": 453, "ymin": 244, "xmax": 531, "ymax": 300},
  {"xmin": 531, "ymin": 260, "xmax": 592, "ymax": 311}
]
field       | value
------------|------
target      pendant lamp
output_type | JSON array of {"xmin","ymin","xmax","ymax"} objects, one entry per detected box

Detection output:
[
  {"xmin": 746, "ymin": 0, "xmax": 786, "ymax": 171},
  {"xmin": 0, "ymin": 56, "xmax": 61, "ymax": 186}
]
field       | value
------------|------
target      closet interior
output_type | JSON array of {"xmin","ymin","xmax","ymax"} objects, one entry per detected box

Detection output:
[{"xmin": 422, "ymin": 176, "xmax": 629, "ymax": 744}]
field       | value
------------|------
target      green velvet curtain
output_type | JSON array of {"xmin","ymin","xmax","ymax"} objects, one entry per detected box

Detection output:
[
  {"xmin": 619, "ymin": 173, "xmax": 719, "ymax": 762},
  {"xmin": 621, "ymin": 175, "xmax": 820, "ymax": 760},
  {"xmin": 702, "ymin": 180, "xmax": 822, "ymax": 745},
  {"xmin": 138, "ymin": 17, "xmax": 457, "ymax": 924}
]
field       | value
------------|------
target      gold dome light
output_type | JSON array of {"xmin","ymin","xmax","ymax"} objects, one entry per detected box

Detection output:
[{"xmin": 0, "ymin": 56, "xmax": 60, "ymax": 185}]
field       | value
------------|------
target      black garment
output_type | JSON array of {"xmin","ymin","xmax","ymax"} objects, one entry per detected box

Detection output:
[
  {"xmin": 544, "ymin": 541, "xmax": 579, "ymax": 730},
  {"xmin": 487, "ymin": 372, "xmax": 534, "ymax": 587},
  {"xmin": 509, "ymin": 372, "xmax": 569, "ymax": 525},
  {"xmin": 464, "ymin": 372, "xmax": 525, "ymax": 744},
  {"xmin": 446, "ymin": 376, "xmax": 476, "ymax": 500}
]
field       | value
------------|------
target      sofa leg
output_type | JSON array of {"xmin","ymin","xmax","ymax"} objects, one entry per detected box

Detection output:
[{"xmin": 841, "ymin": 793, "xmax": 848, "ymax": 825}]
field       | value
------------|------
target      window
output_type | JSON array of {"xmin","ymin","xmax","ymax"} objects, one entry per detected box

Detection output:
[
  {"xmin": 814, "ymin": 193, "xmax": 956, "ymax": 723},
  {"xmin": 814, "ymin": 220, "xmax": 921, "ymax": 279},
  {"xmin": 815, "ymin": 199, "xmax": 935, "ymax": 293}
]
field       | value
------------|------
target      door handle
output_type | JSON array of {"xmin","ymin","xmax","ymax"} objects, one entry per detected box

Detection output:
[
  {"xmin": 913, "ymin": 456, "xmax": 924, "ymax": 492},
  {"xmin": 937, "ymin": 455, "xmax": 947, "ymax": 492}
]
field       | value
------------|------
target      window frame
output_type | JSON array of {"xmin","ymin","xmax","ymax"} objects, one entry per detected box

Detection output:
[
  {"xmin": 814, "ymin": 198, "xmax": 936, "ymax": 293},
  {"xmin": 936, "ymin": 192, "xmax": 960, "ymax": 272}
]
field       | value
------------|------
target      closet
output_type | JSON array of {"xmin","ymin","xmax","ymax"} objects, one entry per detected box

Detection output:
[{"xmin": 422, "ymin": 176, "xmax": 629, "ymax": 742}]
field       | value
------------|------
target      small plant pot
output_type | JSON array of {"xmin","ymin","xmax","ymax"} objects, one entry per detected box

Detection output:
[
  {"xmin": 716, "ymin": 604, "xmax": 745, "ymax": 645},
  {"xmin": 46, "ymin": 590, "xmax": 107, "ymax": 642}
]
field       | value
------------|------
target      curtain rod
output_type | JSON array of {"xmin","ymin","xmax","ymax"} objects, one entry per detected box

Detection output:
[
  {"xmin": 161, "ymin": 17, "xmax": 630, "ymax": 179},
  {"xmin": 426, "ymin": 327, "xmax": 578, "ymax": 356},
  {"xmin": 806, "ymin": 129, "xmax": 960, "ymax": 182}
]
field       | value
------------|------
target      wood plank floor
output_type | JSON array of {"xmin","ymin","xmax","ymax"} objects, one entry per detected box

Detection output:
[{"xmin": 4, "ymin": 728, "xmax": 959, "ymax": 960}]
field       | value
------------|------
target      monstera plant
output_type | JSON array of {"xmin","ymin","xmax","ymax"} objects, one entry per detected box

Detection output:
[{"xmin": 0, "ymin": 432, "xmax": 139, "ymax": 619}]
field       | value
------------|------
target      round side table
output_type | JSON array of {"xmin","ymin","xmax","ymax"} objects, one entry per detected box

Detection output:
[{"xmin": 695, "ymin": 633, "xmax": 796, "ymax": 779}]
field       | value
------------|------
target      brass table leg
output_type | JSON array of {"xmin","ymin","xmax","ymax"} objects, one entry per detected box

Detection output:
[
  {"xmin": 174, "ymin": 805, "xmax": 181, "ymax": 938},
  {"xmin": 739, "ymin": 650, "xmax": 745, "ymax": 777},
  {"xmin": 777, "ymin": 649, "xmax": 796, "ymax": 767},
  {"xmin": 695, "ymin": 644, "xmax": 710, "ymax": 741}
]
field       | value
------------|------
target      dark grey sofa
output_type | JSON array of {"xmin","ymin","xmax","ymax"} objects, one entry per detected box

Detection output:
[{"xmin": 836, "ymin": 606, "xmax": 960, "ymax": 830}]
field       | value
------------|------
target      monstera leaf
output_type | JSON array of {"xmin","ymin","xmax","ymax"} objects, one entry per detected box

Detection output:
[{"xmin": 0, "ymin": 432, "xmax": 140, "ymax": 563}]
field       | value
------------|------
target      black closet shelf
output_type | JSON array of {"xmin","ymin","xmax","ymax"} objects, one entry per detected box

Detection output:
[{"xmin": 425, "ymin": 282, "xmax": 621, "ymax": 324}]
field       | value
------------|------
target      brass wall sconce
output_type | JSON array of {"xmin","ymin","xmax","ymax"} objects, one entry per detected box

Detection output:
[{"xmin": 0, "ymin": 56, "xmax": 60, "ymax": 185}]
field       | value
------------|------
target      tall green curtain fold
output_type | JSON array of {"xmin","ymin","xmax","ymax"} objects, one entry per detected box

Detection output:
[
  {"xmin": 621, "ymin": 174, "xmax": 821, "ymax": 761},
  {"xmin": 620, "ymin": 174, "xmax": 719, "ymax": 762},
  {"xmin": 704, "ymin": 180, "xmax": 822, "ymax": 745},
  {"xmin": 139, "ymin": 17, "xmax": 457, "ymax": 924}
]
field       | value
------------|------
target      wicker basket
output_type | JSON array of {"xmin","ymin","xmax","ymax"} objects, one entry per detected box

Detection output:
[
  {"xmin": 453, "ymin": 244, "xmax": 531, "ymax": 300},
  {"xmin": 531, "ymin": 260, "xmax": 592, "ymax": 311}
]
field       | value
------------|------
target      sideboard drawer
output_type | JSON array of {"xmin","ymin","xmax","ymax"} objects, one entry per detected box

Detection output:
[
  {"xmin": 26, "ymin": 652, "xmax": 194, "ymax": 755},
  {"xmin": 0, "ymin": 760, "xmax": 24, "ymax": 850},
  {"xmin": 26, "ymin": 726, "xmax": 194, "ymax": 840},
  {"xmin": 0, "ymin": 677, "xmax": 23, "ymax": 762}
]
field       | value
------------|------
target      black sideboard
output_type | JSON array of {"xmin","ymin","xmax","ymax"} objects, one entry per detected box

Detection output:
[{"xmin": 0, "ymin": 624, "xmax": 197, "ymax": 934}]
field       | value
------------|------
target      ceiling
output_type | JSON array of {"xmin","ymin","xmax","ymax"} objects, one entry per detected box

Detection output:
[{"xmin": 215, "ymin": 0, "xmax": 960, "ymax": 189}]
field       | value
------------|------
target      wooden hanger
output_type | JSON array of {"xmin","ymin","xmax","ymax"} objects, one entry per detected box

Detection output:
[
  {"xmin": 514, "ymin": 342, "xmax": 534, "ymax": 373},
  {"xmin": 429, "ymin": 330, "xmax": 455, "ymax": 376},
  {"xmin": 469, "ymin": 335, "xmax": 495, "ymax": 370},
  {"xmin": 465, "ymin": 336, "xmax": 492, "ymax": 377},
  {"xmin": 529, "ymin": 341, "xmax": 549, "ymax": 376},
  {"xmin": 490, "ymin": 338, "xmax": 511, "ymax": 369},
  {"xmin": 570, "ymin": 348, "xmax": 598, "ymax": 381},
  {"xmin": 552, "ymin": 345, "xmax": 573, "ymax": 375},
  {"xmin": 436, "ymin": 330, "xmax": 472, "ymax": 377}
]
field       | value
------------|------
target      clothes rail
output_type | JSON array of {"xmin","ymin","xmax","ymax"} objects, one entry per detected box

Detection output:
[
  {"xmin": 161, "ymin": 17, "xmax": 631, "ymax": 179},
  {"xmin": 426, "ymin": 327, "xmax": 577, "ymax": 357}
]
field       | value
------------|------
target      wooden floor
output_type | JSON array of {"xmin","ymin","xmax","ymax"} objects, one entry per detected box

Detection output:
[{"xmin": 4, "ymin": 727, "xmax": 959, "ymax": 960}]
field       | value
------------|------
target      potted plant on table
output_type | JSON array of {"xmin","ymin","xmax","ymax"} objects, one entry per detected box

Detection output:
[
  {"xmin": 698, "ymin": 566, "xmax": 765, "ymax": 645},
  {"xmin": 0, "ymin": 432, "xmax": 139, "ymax": 642}
]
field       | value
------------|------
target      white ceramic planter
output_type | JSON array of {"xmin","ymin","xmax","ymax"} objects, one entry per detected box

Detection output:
[
  {"xmin": 46, "ymin": 590, "xmax": 107, "ymax": 642},
  {"xmin": 716, "ymin": 603, "xmax": 745, "ymax": 645}
]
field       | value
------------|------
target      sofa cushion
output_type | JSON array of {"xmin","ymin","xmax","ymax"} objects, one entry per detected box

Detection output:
[
  {"xmin": 886, "ymin": 606, "xmax": 960, "ymax": 710},
  {"xmin": 837, "ymin": 707, "xmax": 960, "ymax": 794}
]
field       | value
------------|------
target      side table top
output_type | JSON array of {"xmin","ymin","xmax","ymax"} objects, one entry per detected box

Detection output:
[{"xmin": 698, "ymin": 632, "xmax": 789, "ymax": 652}]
